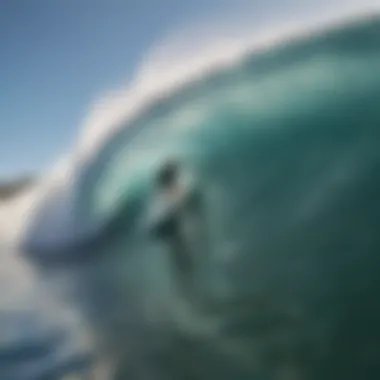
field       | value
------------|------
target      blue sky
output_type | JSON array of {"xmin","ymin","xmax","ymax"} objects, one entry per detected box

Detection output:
[{"xmin": 0, "ymin": 0, "xmax": 240, "ymax": 179}]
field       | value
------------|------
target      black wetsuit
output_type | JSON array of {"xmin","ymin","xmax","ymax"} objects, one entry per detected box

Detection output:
[{"xmin": 149, "ymin": 187, "xmax": 204, "ymax": 290}]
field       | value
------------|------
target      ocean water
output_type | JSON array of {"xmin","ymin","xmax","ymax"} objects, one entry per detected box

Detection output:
[{"xmin": 3, "ymin": 11, "xmax": 380, "ymax": 380}]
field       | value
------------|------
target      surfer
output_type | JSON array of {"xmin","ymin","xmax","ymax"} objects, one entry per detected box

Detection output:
[{"xmin": 147, "ymin": 160, "xmax": 204, "ymax": 293}]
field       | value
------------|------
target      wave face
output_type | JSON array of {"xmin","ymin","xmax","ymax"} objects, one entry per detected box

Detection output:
[{"xmin": 20, "ymin": 14, "xmax": 380, "ymax": 380}]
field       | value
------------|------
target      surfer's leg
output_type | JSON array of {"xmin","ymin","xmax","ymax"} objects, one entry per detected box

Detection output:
[{"xmin": 168, "ymin": 234, "xmax": 195, "ymax": 293}]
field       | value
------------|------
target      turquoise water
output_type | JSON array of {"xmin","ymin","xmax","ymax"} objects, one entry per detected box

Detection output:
[{"xmin": 13, "ymin": 14, "xmax": 380, "ymax": 379}]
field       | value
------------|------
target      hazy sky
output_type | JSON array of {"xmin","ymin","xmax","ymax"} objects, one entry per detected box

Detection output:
[{"xmin": 0, "ymin": 0, "xmax": 369, "ymax": 179}]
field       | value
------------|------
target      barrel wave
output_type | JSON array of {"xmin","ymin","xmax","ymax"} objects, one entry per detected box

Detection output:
[{"xmin": 17, "ymin": 13, "xmax": 380, "ymax": 380}]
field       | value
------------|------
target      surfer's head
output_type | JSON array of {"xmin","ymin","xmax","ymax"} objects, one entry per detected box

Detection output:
[{"xmin": 156, "ymin": 160, "xmax": 180, "ymax": 190}]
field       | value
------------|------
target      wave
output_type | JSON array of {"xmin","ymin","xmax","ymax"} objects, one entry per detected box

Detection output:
[
  {"xmin": 21, "ymin": 10, "xmax": 380, "ymax": 256},
  {"xmin": 2, "ymin": 4, "xmax": 380, "ymax": 379},
  {"xmin": 4, "ymin": 7, "xmax": 372, "ymax": 253},
  {"xmin": 0, "ymin": 1, "xmax": 376, "ymax": 250}
]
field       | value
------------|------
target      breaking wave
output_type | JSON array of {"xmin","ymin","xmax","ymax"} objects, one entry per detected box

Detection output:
[{"xmin": 1, "ymin": 3, "xmax": 380, "ymax": 379}]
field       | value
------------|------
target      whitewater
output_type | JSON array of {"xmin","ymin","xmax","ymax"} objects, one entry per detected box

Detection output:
[{"xmin": 1, "ymin": 1, "xmax": 380, "ymax": 379}]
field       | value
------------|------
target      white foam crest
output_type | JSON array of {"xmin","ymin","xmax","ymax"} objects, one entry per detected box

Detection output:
[{"xmin": 0, "ymin": 153, "xmax": 76, "ymax": 246}]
